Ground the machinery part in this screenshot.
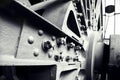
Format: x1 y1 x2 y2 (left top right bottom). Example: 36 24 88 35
73 56 79 62
42 41 53 51
54 55 60 61
74 45 81 51
86 32 95 80
86 32 105 80
56 38 66 47
67 42 75 50
31 0 82 43
0 0 104 80
65 56 70 62
28 36 34 44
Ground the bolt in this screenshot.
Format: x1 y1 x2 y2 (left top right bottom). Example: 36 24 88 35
65 56 70 62
73 56 79 62
54 55 59 61
67 43 75 50
56 38 66 47
60 56 63 61
38 29 44 36
74 46 81 51
28 36 34 44
33 48 39 57
42 41 52 51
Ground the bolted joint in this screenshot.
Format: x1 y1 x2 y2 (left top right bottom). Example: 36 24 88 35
65 56 70 62
28 36 34 44
67 42 75 50
56 38 66 47
42 41 52 51
73 56 79 62
74 45 81 51
54 55 60 61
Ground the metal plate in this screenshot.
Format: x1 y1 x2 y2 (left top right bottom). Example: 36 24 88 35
16 21 56 60
0 8 23 56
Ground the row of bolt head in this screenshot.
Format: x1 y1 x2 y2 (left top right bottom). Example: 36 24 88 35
33 48 79 62
28 29 56 45
27 29 82 51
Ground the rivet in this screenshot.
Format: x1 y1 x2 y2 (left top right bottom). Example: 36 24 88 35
48 53 52 58
33 48 39 57
51 36 56 41
28 36 34 44
38 29 44 36
74 46 81 51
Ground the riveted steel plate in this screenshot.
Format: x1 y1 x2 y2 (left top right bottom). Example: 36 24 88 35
16 21 56 61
